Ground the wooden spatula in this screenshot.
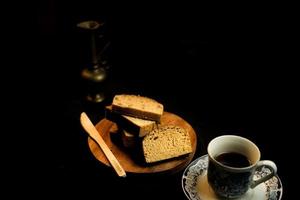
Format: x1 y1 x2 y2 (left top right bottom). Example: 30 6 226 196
80 112 126 177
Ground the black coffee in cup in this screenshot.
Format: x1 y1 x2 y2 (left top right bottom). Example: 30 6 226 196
215 152 251 168
207 135 278 198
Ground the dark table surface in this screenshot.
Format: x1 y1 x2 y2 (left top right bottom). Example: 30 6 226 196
37 36 292 199
6 3 295 199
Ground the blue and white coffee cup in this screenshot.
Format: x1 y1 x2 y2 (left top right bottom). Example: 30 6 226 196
207 135 277 198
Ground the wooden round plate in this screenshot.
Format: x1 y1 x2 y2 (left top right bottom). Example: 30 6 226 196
88 112 197 174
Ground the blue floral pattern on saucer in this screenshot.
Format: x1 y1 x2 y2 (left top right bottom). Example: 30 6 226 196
182 155 283 200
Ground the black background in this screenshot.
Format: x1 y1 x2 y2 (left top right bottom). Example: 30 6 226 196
3 1 296 199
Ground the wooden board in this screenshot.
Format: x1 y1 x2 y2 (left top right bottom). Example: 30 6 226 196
88 111 197 174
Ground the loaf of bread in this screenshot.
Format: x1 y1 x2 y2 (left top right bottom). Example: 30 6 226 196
142 126 192 163
105 105 156 137
112 94 164 122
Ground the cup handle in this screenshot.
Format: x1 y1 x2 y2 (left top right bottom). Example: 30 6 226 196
250 160 277 189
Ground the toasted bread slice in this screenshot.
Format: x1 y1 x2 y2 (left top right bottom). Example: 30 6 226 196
112 94 163 122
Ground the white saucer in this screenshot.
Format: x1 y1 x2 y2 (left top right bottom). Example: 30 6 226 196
182 155 283 200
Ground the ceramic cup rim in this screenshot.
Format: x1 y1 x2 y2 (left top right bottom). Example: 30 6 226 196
207 135 261 171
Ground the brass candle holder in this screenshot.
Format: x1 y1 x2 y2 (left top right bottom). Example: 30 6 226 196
77 20 107 103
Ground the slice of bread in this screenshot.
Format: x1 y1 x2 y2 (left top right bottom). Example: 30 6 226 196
121 129 137 148
112 94 164 122
105 105 156 137
142 125 192 163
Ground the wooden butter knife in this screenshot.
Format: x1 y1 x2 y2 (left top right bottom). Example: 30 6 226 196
80 112 126 177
